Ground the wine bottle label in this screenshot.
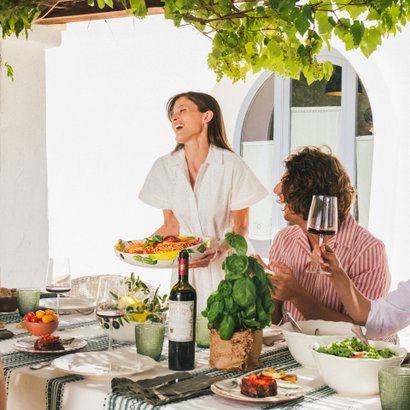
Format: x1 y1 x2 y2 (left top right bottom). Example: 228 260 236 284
168 300 195 342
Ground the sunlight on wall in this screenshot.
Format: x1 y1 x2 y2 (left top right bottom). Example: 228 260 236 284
46 15 216 291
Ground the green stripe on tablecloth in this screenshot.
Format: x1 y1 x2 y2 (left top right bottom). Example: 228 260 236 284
105 347 337 410
46 375 84 410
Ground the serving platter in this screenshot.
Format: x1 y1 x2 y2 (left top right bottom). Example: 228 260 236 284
114 236 210 269
53 350 156 378
211 377 304 404
14 337 87 354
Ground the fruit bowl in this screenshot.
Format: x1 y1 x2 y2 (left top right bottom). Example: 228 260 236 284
25 320 59 336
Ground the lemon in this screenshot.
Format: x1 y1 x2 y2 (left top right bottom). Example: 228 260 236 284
151 250 179 261
118 295 140 309
131 312 151 322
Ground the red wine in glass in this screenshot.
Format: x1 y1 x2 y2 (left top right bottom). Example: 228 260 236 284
306 195 338 274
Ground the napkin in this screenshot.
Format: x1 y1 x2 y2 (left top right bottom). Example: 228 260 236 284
0 329 14 340
111 371 223 405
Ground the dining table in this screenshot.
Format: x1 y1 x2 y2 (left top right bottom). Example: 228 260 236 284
0 310 386 410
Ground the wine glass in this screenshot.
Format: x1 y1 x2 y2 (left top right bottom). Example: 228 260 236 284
45 257 71 316
306 195 338 274
96 276 127 351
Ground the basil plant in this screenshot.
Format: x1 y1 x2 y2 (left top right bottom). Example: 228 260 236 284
202 232 275 340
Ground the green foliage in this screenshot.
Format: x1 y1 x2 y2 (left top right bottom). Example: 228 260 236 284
0 1 408 83
202 232 275 340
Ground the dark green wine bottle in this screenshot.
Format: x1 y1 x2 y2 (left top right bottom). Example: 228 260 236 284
168 249 197 370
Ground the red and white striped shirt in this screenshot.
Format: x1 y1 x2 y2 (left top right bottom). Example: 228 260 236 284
269 214 391 323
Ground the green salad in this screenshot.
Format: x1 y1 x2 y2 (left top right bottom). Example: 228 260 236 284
315 337 397 359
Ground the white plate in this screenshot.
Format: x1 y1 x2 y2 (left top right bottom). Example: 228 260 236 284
39 297 96 312
211 378 304 404
14 337 87 354
114 237 211 269
53 350 157 378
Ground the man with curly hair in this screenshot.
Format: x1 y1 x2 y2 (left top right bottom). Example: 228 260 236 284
267 146 391 332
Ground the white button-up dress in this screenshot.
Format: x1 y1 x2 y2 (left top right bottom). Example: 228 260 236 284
139 145 268 311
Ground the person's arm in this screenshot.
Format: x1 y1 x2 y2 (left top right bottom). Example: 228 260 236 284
270 262 356 322
190 208 249 268
314 244 371 324
150 210 180 237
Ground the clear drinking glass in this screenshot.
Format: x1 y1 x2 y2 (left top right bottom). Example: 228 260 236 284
306 195 338 274
45 257 71 315
96 276 127 351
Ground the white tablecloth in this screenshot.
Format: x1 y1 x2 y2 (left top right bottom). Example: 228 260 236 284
1 314 383 409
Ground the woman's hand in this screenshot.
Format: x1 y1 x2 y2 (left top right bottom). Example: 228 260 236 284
312 244 342 275
189 247 225 269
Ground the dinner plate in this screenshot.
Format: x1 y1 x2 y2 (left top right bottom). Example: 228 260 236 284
211 378 304 404
13 337 87 354
53 350 157 378
114 237 211 269
39 297 96 312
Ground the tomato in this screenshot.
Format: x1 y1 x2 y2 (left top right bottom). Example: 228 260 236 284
163 235 180 242
45 309 55 316
29 316 39 322
42 315 53 324
23 314 31 322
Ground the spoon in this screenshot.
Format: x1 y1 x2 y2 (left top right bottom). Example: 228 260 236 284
283 308 303 333
351 324 370 346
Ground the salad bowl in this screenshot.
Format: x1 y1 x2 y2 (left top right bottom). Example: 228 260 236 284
312 338 407 396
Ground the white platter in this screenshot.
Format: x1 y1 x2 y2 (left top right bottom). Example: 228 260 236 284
14 337 87 354
114 237 210 269
53 350 157 378
39 297 96 312
211 377 304 404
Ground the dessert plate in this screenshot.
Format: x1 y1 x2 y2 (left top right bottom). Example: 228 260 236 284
39 297 96 312
211 378 304 404
53 349 156 378
14 336 87 354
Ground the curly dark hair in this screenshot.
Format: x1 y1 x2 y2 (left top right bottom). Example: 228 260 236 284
281 146 356 223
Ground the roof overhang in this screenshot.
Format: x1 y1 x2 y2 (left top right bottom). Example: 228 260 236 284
35 0 164 25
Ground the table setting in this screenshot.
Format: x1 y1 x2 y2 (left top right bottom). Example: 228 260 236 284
0 234 408 409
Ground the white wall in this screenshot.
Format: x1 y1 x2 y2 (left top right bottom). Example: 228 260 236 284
0 27 61 289
46 16 216 292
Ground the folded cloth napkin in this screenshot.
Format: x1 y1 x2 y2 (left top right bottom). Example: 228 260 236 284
111 371 223 405
0 329 14 340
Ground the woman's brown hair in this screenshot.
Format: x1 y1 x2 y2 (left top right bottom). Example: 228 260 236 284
281 146 356 223
166 91 233 152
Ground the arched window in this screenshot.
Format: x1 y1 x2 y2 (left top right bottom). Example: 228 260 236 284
236 49 373 256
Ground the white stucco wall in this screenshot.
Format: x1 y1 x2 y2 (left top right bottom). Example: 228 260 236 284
0 27 61 289
212 25 410 289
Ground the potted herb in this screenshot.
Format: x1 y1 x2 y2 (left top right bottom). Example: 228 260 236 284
202 232 275 371
104 273 168 343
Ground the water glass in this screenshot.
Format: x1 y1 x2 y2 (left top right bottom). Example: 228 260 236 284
16 289 40 316
196 315 210 348
135 322 165 361
379 367 410 410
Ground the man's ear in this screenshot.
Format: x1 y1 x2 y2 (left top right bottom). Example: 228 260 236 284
203 110 214 124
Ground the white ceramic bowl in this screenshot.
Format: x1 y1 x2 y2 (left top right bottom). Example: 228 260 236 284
312 340 407 396
281 320 355 368
114 237 210 269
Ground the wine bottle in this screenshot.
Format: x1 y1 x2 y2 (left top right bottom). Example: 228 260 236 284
168 249 197 370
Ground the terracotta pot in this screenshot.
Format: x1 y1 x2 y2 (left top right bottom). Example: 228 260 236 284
209 328 262 371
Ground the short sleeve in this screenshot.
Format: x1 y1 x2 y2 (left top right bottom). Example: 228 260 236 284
138 157 172 209
230 158 269 211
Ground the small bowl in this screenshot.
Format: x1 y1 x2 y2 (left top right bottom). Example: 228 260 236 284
25 320 59 336
0 296 17 312
281 320 355 368
312 340 407 396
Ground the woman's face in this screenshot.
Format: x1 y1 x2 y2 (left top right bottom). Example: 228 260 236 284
170 96 211 144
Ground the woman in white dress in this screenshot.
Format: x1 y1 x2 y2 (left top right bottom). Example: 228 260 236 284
139 92 268 311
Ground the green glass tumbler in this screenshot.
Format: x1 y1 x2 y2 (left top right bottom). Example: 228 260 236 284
195 315 210 348
16 289 40 316
379 367 410 410
135 322 165 361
